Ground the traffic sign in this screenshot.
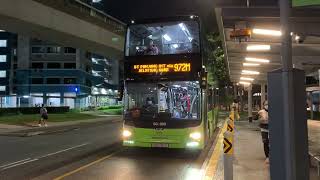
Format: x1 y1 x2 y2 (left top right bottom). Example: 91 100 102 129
227 124 234 133
293 0 320 6
223 136 233 155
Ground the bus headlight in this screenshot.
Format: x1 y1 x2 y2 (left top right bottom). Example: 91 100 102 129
189 132 201 140
123 130 132 138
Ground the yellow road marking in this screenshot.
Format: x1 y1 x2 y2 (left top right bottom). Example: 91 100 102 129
53 150 121 180
202 121 227 180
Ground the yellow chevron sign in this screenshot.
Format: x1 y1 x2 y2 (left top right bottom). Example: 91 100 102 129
227 124 234 133
223 136 233 155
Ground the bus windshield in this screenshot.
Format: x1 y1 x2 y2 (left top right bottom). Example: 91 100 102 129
125 21 200 56
124 81 200 121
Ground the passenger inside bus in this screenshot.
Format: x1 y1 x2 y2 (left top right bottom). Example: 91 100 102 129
146 41 159 55
125 82 200 120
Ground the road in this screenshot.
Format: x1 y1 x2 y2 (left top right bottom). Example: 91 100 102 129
0 120 122 180
0 119 213 180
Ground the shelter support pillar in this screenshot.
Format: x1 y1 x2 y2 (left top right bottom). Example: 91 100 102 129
261 83 266 108
248 84 252 122
309 92 314 120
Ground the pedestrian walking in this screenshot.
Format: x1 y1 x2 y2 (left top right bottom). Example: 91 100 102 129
256 100 269 164
39 104 48 127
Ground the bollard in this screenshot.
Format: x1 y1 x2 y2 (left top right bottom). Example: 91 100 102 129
223 131 233 180
229 110 235 122
227 119 234 134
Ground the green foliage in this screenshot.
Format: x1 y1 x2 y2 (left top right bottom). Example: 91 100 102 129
100 108 123 115
97 105 123 110
206 32 230 87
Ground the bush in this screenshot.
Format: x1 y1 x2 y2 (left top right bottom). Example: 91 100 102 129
98 105 123 110
101 108 123 115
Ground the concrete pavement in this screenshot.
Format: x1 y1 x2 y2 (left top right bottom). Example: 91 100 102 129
210 120 319 180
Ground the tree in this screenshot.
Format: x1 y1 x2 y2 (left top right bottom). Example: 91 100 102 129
205 32 232 109
206 32 230 88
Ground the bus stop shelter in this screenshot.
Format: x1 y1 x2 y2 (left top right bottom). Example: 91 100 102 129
214 1 320 180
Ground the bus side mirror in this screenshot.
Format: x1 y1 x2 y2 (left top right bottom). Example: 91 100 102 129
117 84 124 101
200 70 208 89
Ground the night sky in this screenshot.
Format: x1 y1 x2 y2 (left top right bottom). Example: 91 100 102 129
102 0 218 32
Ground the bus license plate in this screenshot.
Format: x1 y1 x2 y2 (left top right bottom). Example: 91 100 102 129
152 143 169 148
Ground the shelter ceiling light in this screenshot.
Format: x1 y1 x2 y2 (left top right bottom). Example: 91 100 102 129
241 70 260 75
246 45 271 51
240 77 254 81
243 63 260 67
252 28 282 36
239 81 251 85
245 57 270 63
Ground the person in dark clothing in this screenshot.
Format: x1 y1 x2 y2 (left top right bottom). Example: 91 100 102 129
39 104 48 127
257 100 269 164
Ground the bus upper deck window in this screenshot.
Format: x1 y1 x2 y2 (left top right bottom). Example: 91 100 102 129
126 20 200 56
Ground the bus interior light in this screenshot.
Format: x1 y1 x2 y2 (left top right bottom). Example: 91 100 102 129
179 23 186 31
163 34 172 41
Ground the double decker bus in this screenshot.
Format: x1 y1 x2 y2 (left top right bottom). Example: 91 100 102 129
121 16 216 149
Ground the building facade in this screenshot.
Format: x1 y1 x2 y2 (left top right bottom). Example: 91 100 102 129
0 32 119 109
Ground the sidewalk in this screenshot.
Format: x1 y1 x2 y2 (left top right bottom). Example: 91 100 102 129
209 120 319 180
212 121 270 180
0 115 122 136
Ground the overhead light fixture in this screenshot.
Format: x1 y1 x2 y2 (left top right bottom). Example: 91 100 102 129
243 63 260 67
0 30 5 32
241 70 260 75
252 28 282 36
131 20 135 24
163 34 172 41
239 81 251 85
240 77 254 81
247 45 271 51
245 57 270 63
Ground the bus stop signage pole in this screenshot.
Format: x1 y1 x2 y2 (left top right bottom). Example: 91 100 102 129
268 1 310 180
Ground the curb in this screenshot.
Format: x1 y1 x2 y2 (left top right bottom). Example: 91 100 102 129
0 119 122 137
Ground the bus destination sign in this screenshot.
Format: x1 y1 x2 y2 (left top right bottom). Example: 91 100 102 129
132 63 191 73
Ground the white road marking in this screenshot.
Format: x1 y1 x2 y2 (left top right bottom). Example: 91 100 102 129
38 143 89 159
1 158 39 170
0 143 89 171
0 158 31 168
